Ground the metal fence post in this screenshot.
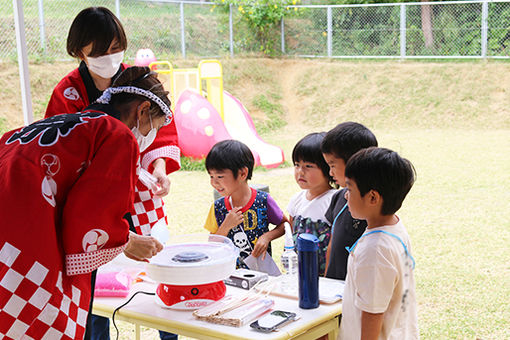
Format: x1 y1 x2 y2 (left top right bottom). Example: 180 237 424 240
115 0 120 19
400 4 406 59
13 0 33 125
37 0 46 54
481 0 488 58
327 6 332 57
180 2 186 58
281 17 285 54
229 3 234 57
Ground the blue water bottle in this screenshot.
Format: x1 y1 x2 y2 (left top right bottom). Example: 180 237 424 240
297 233 319 309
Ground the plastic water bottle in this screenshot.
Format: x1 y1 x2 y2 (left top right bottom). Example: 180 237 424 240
297 233 319 309
280 222 298 294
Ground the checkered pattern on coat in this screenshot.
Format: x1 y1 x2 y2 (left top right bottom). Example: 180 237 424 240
0 242 90 340
131 180 167 236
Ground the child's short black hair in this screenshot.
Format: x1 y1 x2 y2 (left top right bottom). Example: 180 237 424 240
292 132 333 185
345 147 416 215
206 140 254 180
321 122 378 162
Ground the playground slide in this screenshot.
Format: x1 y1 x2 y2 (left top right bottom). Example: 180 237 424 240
222 91 284 168
174 89 284 168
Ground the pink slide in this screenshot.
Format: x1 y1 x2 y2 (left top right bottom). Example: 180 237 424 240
174 89 284 168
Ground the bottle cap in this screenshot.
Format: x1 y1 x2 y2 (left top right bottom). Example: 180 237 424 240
283 222 294 249
297 233 319 252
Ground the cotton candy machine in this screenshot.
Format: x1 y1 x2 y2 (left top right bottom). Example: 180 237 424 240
145 234 238 310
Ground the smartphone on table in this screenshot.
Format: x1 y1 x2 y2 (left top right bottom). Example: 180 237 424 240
250 310 297 333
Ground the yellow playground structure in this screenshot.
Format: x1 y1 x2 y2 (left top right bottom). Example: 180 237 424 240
149 60 284 168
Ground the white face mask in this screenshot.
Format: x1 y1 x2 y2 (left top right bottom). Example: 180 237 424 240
132 114 157 153
86 51 124 79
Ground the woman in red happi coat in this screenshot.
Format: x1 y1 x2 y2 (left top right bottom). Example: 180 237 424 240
0 67 169 339
45 7 181 238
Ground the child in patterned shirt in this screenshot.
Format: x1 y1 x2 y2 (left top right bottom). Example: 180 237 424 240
203 140 287 268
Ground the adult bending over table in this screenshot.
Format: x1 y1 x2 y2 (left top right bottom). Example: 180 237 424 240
45 8 181 340
0 67 170 339
45 7 181 238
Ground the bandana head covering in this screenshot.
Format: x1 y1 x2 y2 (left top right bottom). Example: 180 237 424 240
96 86 173 125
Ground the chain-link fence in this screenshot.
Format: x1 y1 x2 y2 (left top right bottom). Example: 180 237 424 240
2 0 510 62
285 1 510 58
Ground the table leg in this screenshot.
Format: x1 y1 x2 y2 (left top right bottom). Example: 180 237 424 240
328 316 339 339
135 324 141 340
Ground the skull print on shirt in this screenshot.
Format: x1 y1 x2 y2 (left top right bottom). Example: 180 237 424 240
213 190 272 269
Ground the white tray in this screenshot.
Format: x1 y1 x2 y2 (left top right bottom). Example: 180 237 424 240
255 276 345 304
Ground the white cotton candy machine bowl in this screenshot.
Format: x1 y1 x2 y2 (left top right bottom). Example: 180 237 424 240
145 234 238 310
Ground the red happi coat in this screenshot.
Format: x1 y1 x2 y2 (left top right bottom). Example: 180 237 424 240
0 110 138 339
46 62 181 236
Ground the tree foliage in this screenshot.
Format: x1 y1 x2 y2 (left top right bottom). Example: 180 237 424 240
221 0 301 55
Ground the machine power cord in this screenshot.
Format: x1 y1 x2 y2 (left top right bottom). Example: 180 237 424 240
112 291 155 340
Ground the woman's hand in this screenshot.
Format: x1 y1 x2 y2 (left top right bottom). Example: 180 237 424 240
151 158 170 198
123 231 163 262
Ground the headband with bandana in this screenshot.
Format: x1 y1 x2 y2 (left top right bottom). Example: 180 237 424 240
96 86 173 125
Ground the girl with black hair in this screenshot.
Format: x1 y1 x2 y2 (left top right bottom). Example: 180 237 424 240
287 132 336 276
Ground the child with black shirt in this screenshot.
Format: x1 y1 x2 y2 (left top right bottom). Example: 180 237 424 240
321 122 378 280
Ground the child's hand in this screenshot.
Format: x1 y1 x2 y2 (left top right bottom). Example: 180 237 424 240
252 233 270 259
223 207 244 230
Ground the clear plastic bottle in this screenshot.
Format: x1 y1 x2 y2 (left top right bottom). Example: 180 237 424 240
280 222 298 294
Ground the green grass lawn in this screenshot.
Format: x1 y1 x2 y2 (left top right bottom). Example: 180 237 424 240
114 127 509 340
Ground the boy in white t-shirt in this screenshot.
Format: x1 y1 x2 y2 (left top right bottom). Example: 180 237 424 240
339 147 418 340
